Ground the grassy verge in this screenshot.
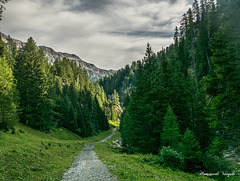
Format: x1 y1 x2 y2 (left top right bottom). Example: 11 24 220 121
0 123 112 181
95 131 215 181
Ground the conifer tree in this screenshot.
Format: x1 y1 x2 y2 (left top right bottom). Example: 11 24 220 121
161 106 181 149
182 129 202 172
112 90 120 106
15 37 52 130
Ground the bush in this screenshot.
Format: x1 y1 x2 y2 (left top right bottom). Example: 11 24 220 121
159 146 184 170
203 152 233 174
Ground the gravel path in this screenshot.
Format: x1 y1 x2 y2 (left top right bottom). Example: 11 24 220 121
62 130 117 181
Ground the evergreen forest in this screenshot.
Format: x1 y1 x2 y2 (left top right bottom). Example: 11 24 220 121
0 36 111 137
101 0 240 174
0 0 240 178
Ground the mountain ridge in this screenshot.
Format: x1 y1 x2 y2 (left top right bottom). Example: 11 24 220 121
0 32 116 81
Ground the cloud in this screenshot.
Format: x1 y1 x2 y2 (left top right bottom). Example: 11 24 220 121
69 0 112 12
1 0 193 69
109 30 173 38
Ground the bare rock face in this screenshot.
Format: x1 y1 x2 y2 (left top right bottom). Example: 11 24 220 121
1 32 116 81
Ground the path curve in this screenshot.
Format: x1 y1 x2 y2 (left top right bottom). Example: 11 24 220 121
62 130 117 181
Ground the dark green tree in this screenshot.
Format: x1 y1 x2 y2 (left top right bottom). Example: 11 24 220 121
161 106 181 149
182 129 202 172
15 37 52 130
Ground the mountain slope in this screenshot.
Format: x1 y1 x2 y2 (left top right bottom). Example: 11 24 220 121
0 32 116 81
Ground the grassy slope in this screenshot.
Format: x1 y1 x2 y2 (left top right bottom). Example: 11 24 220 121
95 131 219 181
0 123 112 181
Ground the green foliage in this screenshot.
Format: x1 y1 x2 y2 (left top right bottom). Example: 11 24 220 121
108 90 121 127
208 136 227 157
0 34 110 136
161 106 181 149
99 62 138 104
14 37 52 130
118 0 239 174
50 57 109 137
121 110 132 148
140 154 161 166
95 131 213 181
0 40 17 131
182 129 202 172
203 152 233 175
1 0 239 177
204 27 240 143
0 123 112 180
159 146 184 170
112 90 120 106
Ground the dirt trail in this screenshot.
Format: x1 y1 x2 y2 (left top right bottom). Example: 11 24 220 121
62 130 117 181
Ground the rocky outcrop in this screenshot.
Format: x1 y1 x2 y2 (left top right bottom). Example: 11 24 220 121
0 32 116 81
39 46 116 81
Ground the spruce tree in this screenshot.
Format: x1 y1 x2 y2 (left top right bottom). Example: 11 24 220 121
160 106 181 149
182 129 202 172
15 37 52 130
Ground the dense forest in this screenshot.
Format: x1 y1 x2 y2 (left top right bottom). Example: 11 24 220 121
101 0 240 174
0 35 112 137
0 0 240 177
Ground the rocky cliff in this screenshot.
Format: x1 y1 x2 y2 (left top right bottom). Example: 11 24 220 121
1 32 116 81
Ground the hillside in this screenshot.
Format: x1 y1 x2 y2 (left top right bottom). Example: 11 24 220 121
0 32 116 81
0 123 112 180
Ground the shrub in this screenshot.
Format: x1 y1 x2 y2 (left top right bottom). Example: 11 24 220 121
203 152 233 174
159 146 184 170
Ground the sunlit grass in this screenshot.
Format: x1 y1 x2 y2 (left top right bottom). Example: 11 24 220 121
95 131 216 181
0 123 111 180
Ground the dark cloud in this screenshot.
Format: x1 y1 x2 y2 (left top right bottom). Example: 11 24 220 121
67 0 112 12
109 30 173 38
169 0 178 4
148 0 178 4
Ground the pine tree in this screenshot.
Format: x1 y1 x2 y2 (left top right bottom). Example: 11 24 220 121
182 129 202 172
160 106 181 149
205 28 240 143
68 104 78 132
15 37 52 130
112 90 120 106
121 110 133 148
173 26 179 48
192 0 200 23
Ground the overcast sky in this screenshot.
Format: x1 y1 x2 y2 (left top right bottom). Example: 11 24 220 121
1 0 193 70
